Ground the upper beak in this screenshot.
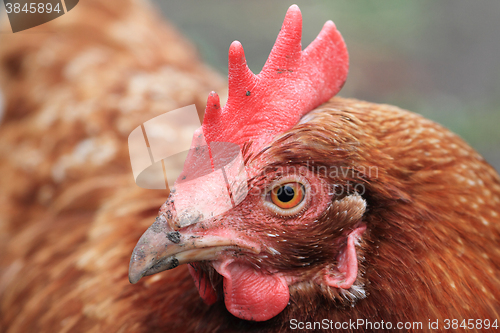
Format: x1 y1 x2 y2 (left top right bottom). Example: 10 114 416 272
128 215 258 284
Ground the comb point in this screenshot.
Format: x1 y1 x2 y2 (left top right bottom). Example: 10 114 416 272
228 41 255 98
302 17 348 92
284 4 302 25
262 4 303 76
228 41 245 65
204 91 221 123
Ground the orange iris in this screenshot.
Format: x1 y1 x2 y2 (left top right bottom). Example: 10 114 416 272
270 182 305 209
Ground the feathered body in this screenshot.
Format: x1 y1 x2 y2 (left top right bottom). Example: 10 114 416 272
0 1 499 333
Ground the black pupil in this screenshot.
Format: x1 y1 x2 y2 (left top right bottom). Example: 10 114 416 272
277 185 295 202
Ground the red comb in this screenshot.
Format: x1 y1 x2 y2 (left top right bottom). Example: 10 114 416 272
202 5 349 151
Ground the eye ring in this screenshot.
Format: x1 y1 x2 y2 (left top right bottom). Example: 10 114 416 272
264 176 310 217
271 182 305 209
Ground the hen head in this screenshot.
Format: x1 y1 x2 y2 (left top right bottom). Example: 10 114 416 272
128 5 448 323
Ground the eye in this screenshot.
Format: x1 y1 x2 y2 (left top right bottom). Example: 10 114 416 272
271 182 305 209
264 180 308 217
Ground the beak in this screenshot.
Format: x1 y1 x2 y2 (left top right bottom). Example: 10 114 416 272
128 216 258 284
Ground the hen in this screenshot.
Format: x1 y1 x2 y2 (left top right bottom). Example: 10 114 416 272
1 1 500 333
128 5 500 332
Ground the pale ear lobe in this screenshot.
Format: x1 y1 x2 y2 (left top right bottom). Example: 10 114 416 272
322 194 367 289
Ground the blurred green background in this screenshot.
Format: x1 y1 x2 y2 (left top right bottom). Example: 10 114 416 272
153 0 500 172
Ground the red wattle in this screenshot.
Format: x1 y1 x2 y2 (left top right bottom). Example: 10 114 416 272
217 262 290 321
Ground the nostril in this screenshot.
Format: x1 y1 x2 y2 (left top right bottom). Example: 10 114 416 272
166 211 180 230
159 198 179 229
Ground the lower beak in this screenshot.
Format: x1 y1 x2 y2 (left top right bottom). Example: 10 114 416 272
128 218 258 284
